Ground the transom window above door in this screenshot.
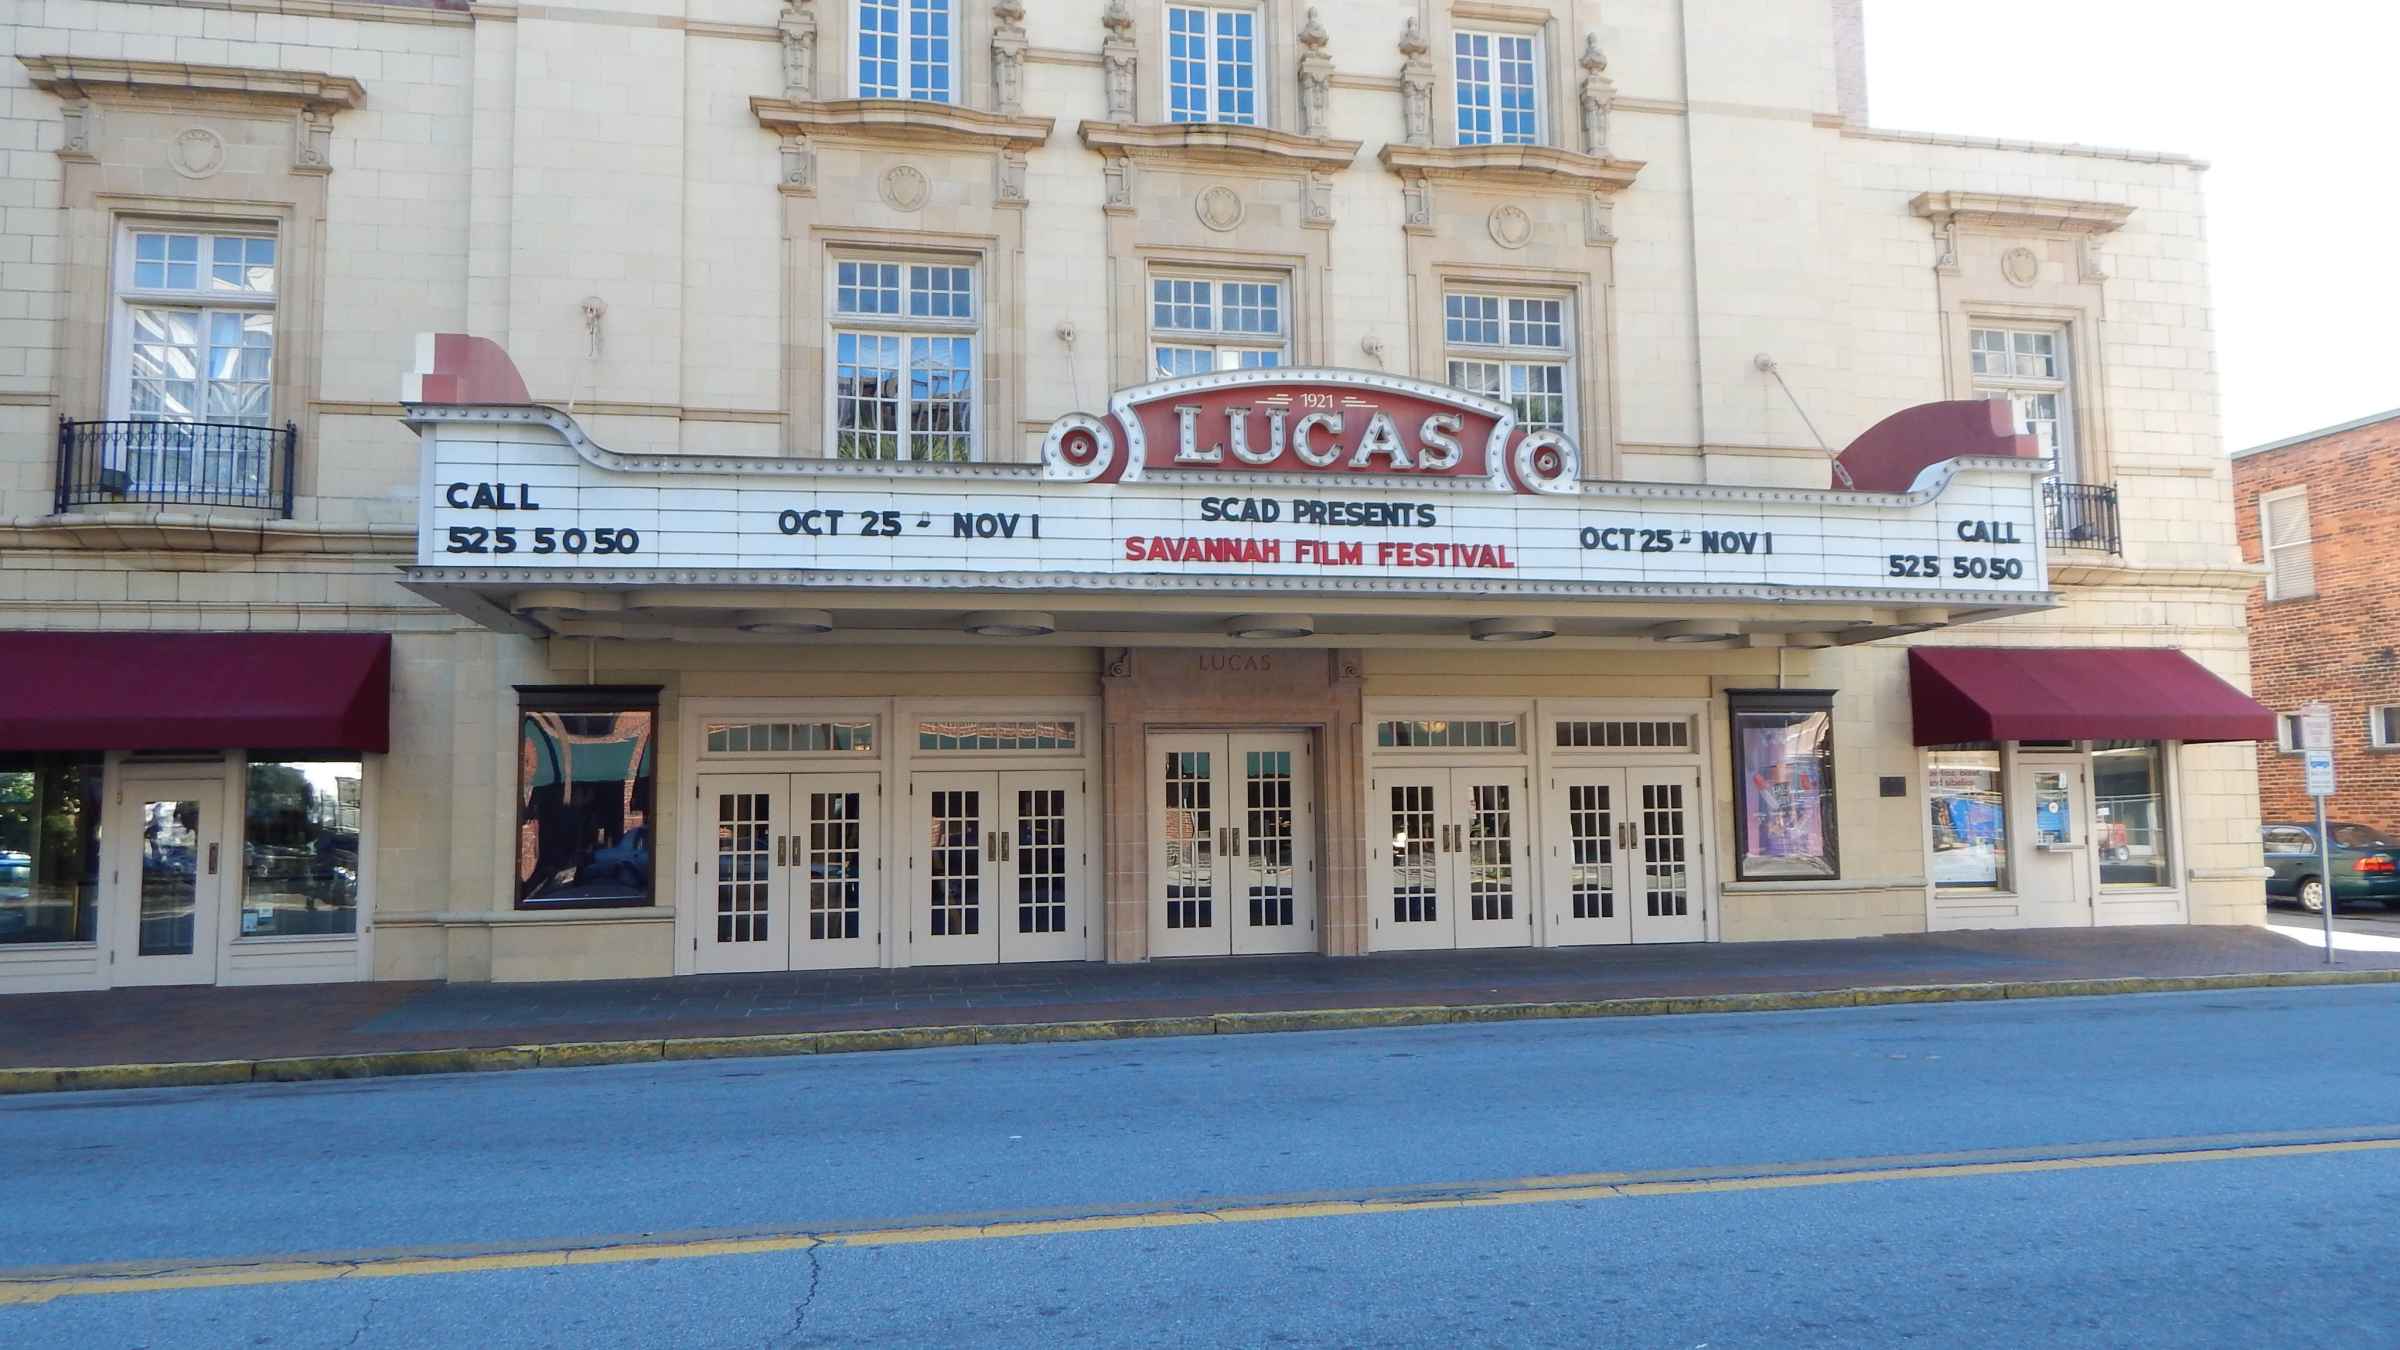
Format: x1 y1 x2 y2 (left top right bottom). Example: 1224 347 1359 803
1971 324 2074 479
1151 272 1288 377
1167 5 1259 125
1454 29 1539 145
856 0 954 102
829 256 979 461
1444 289 1571 432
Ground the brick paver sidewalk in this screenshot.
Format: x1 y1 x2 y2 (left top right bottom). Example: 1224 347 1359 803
2 925 2389 1072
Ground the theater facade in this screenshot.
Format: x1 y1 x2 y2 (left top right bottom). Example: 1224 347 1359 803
0 0 2271 992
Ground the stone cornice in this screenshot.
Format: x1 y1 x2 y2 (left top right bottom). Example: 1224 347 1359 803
1077 120 1362 172
1377 142 1644 195
750 98 1053 153
1 513 412 555
2048 559 2264 590
16 55 367 110
1909 191 2134 235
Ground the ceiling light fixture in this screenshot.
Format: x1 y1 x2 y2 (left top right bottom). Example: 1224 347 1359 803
963 610 1056 637
1225 613 1316 640
734 608 834 636
1469 617 1557 643
1652 618 1741 644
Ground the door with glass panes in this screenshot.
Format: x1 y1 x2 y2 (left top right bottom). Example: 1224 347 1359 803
907 771 1085 965
110 775 229 986
1370 768 1533 951
696 773 881 973
1149 733 1317 958
1545 767 1704 945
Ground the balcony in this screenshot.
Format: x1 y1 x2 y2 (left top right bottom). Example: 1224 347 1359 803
56 419 297 518
2043 480 2120 554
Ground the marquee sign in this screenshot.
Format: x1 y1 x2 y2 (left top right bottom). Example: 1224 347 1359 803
406 375 2055 609
1040 368 1580 495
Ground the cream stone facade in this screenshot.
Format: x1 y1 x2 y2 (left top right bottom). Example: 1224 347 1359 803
0 0 2269 993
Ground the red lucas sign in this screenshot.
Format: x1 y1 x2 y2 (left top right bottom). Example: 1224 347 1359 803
1040 368 1583 495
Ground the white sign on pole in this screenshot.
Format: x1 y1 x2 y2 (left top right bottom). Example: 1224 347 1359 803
2305 748 2336 798
2300 702 2334 753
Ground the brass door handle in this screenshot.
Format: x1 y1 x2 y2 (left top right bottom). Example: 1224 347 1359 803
1229 826 1243 857
206 843 219 876
776 835 787 868
999 831 1013 863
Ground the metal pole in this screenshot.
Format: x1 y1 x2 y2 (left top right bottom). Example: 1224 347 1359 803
2317 794 2336 965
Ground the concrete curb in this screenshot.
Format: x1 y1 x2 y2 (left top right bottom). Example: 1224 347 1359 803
4 968 2396 1097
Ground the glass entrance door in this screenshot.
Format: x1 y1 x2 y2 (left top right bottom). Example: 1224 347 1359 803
1370 768 1532 951
112 777 226 987
1147 733 1317 957
2015 757 2095 927
695 772 882 974
908 770 1087 965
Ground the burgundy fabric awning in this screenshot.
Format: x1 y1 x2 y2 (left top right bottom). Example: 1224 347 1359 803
1908 647 2274 746
0 632 391 753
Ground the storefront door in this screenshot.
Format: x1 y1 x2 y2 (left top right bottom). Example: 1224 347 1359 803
2014 755 2095 927
1371 768 1533 951
1148 733 1318 958
696 773 882 973
1545 767 1704 945
907 771 1085 965
111 775 227 987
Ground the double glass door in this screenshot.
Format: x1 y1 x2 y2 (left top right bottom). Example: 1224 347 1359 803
909 771 1085 965
111 776 228 986
1372 768 1532 951
1150 733 1317 957
1545 767 1704 945
698 773 881 972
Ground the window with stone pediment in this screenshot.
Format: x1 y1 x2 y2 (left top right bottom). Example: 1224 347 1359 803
828 255 980 461
1166 4 1261 125
1443 286 1572 432
1149 268 1289 377
1453 27 1541 146
857 0 956 103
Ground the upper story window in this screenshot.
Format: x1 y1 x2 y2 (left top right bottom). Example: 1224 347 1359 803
114 228 277 426
1971 325 2074 480
1453 29 1539 145
1167 5 1259 125
1150 271 1287 377
1444 288 1571 432
2259 486 2315 601
857 0 953 102
830 255 978 461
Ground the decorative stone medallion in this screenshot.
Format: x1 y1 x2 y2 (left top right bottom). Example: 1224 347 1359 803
2000 245 2041 287
1196 184 1244 232
1487 204 1533 249
879 164 929 212
170 127 226 180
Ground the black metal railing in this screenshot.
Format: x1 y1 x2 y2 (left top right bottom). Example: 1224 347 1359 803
2043 480 2120 554
56 419 297 517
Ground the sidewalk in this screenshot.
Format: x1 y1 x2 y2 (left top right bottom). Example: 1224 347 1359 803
6 925 2399 1092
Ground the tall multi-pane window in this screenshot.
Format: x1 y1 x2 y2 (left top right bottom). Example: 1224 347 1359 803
1454 30 1538 145
1167 5 1258 125
1150 273 1287 378
1971 325 2073 479
2259 487 2315 602
830 257 978 461
857 0 953 102
116 228 277 426
1444 289 1571 432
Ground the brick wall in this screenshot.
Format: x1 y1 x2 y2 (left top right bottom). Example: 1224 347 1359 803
2235 412 2400 827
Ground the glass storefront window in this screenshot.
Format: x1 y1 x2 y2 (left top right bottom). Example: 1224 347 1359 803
1926 747 2005 889
2094 740 2171 887
241 759 362 937
0 753 104 944
1727 691 1839 881
516 687 659 909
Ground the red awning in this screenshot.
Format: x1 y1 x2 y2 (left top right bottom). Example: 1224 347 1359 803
1908 647 2273 746
0 632 391 753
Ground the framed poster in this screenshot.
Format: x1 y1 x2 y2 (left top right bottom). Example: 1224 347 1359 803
1728 691 1840 881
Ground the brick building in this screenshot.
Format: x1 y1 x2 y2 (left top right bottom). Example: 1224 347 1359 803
2235 407 2400 829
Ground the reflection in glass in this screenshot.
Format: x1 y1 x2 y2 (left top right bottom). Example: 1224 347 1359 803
1927 748 2006 889
2033 772 2071 846
139 798 201 956
0 754 104 945
516 710 656 907
242 760 362 937
2094 741 2171 887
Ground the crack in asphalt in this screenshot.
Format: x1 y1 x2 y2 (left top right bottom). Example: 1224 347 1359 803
345 1293 383 1348
780 1240 824 1348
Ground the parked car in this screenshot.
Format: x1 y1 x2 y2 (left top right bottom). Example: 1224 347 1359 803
2260 822 2400 912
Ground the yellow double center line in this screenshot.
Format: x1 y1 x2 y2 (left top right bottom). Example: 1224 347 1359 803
5 1131 2395 1306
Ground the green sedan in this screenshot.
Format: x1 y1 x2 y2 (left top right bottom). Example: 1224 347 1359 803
2261 822 2400 912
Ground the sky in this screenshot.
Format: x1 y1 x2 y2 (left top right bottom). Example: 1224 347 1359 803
1864 0 2399 451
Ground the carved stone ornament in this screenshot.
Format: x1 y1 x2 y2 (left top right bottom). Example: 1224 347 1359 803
993 0 1028 115
1304 169 1334 227
879 164 930 211
781 0 818 101
292 107 334 174
1398 18 1434 148
2000 245 2041 287
1102 153 1134 213
996 148 1029 205
780 135 817 195
1101 0 1137 121
1401 175 1434 233
170 126 226 179
1577 34 1615 158
1584 194 1616 246
1297 8 1333 138
1196 184 1244 232
1488 203 1533 249
58 101 95 161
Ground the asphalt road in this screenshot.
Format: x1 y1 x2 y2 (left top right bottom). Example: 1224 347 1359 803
4 986 2399 1347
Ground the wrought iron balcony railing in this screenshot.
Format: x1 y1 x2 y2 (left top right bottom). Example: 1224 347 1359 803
2043 480 2120 554
56 418 298 518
